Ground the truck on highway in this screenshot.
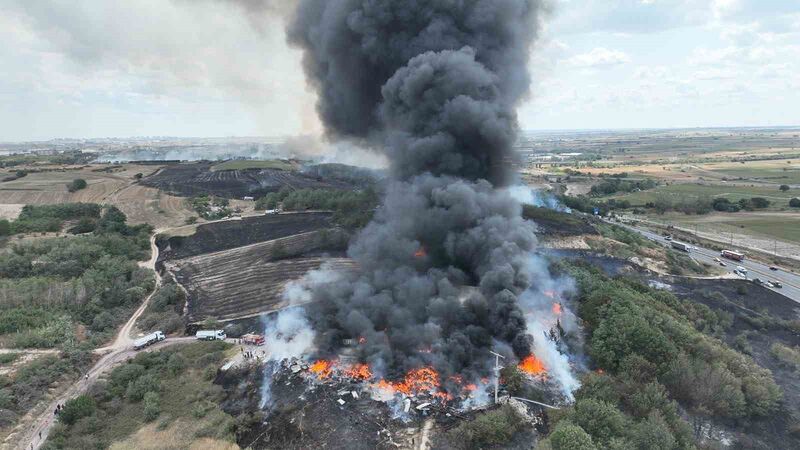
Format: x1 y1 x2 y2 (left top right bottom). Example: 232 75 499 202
721 249 745 261
134 331 165 350
671 241 690 252
196 330 227 341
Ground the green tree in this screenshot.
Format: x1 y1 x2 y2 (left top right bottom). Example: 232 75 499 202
500 365 526 396
167 353 187 376
59 395 95 425
779 184 790 192
0 219 10 236
630 412 675 450
569 398 628 445
548 422 597 450
790 198 800 208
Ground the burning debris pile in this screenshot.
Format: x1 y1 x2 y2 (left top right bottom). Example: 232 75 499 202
258 0 581 414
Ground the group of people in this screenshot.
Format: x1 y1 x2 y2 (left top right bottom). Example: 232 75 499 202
240 347 265 360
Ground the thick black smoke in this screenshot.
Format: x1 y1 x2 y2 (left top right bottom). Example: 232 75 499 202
289 0 546 380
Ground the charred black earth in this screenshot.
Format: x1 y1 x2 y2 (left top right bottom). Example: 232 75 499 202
141 162 360 198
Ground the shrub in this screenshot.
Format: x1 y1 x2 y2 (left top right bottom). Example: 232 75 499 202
59 395 95 425
143 391 160 422
548 422 597 450
770 343 800 371
449 405 523 449
790 198 800 208
67 179 88 192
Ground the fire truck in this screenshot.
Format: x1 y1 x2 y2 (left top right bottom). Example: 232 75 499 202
242 333 265 346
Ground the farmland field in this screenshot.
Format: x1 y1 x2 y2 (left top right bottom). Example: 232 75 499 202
211 159 298 171
654 212 800 246
608 183 800 208
168 231 356 322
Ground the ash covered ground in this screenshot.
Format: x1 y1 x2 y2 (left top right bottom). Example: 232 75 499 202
218 359 551 450
141 162 362 199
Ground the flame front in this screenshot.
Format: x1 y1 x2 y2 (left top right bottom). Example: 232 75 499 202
552 302 562 315
518 355 547 376
414 246 427 258
344 363 373 381
309 359 335 379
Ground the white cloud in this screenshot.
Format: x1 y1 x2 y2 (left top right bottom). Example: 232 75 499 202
565 47 631 68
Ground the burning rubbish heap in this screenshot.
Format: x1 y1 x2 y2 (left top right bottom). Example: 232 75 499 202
266 0 583 408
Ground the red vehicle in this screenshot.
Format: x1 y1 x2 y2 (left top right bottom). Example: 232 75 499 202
721 250 745 261
242 334 265 346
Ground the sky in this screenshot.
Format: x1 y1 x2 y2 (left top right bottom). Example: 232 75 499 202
1 0 798 141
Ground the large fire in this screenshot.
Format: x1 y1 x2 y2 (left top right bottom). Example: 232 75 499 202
309 359 335 379
518 355 547 376
309 359 480 401
552 302 562 315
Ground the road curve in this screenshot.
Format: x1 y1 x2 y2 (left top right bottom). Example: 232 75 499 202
11 231 171 450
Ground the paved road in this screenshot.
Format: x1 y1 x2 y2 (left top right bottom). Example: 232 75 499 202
616 221 800 304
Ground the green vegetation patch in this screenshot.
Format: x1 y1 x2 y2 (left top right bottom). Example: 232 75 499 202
135 279 186 335
538 262 783 449
44 342 236 450
256 187 379 229
0 206 154 349
0 351 92 429
448 405 524 449
3 203 102 235
211 159 296 172
188 195 231 220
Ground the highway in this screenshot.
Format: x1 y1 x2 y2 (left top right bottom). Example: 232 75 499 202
614 221 800 304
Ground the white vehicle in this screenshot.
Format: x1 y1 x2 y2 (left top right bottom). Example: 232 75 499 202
196 330 227 341
736 266 747 274
134 331 165 350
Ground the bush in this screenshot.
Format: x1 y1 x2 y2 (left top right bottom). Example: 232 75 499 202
790 198 800 208
449 405 523 449
0 219 10 236
66 179 88 193
143 391 160 422
59 395 95 425
548 422 597 450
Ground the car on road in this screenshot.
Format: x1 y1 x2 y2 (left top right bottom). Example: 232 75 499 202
770 266 779 271
736 266 747 274
752 278 763 286
771 281 783 289
719 261 727 267
714 257 720 263
664 236 672 241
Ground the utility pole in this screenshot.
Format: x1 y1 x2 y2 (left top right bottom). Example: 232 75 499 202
489 351 506 404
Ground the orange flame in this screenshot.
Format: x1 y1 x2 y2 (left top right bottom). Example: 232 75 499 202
344 363 373 381
414 247 427 258
552 302 563 315
518 355 547 376
309 360 335 379
358 336 367 344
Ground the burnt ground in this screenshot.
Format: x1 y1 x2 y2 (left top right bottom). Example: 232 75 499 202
157 212 335 263
522 205 600 237
219 364 423 450
218 363 543 450
141 162 357 198
667 277 800 449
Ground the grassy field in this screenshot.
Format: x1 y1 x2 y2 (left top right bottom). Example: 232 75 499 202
707 163 800 184
656 212 800 245
210 159 297 172
608 183 800 208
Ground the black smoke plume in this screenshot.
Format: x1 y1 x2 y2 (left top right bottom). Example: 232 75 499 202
289 0 546 381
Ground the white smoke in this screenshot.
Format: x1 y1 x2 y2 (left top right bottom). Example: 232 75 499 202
259 307 316 408
519 254 581 399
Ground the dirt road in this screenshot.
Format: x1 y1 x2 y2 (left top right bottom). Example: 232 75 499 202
8 232 171 450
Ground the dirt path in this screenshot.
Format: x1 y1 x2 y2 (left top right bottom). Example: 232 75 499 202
8 232 169 450
11 215 257 450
